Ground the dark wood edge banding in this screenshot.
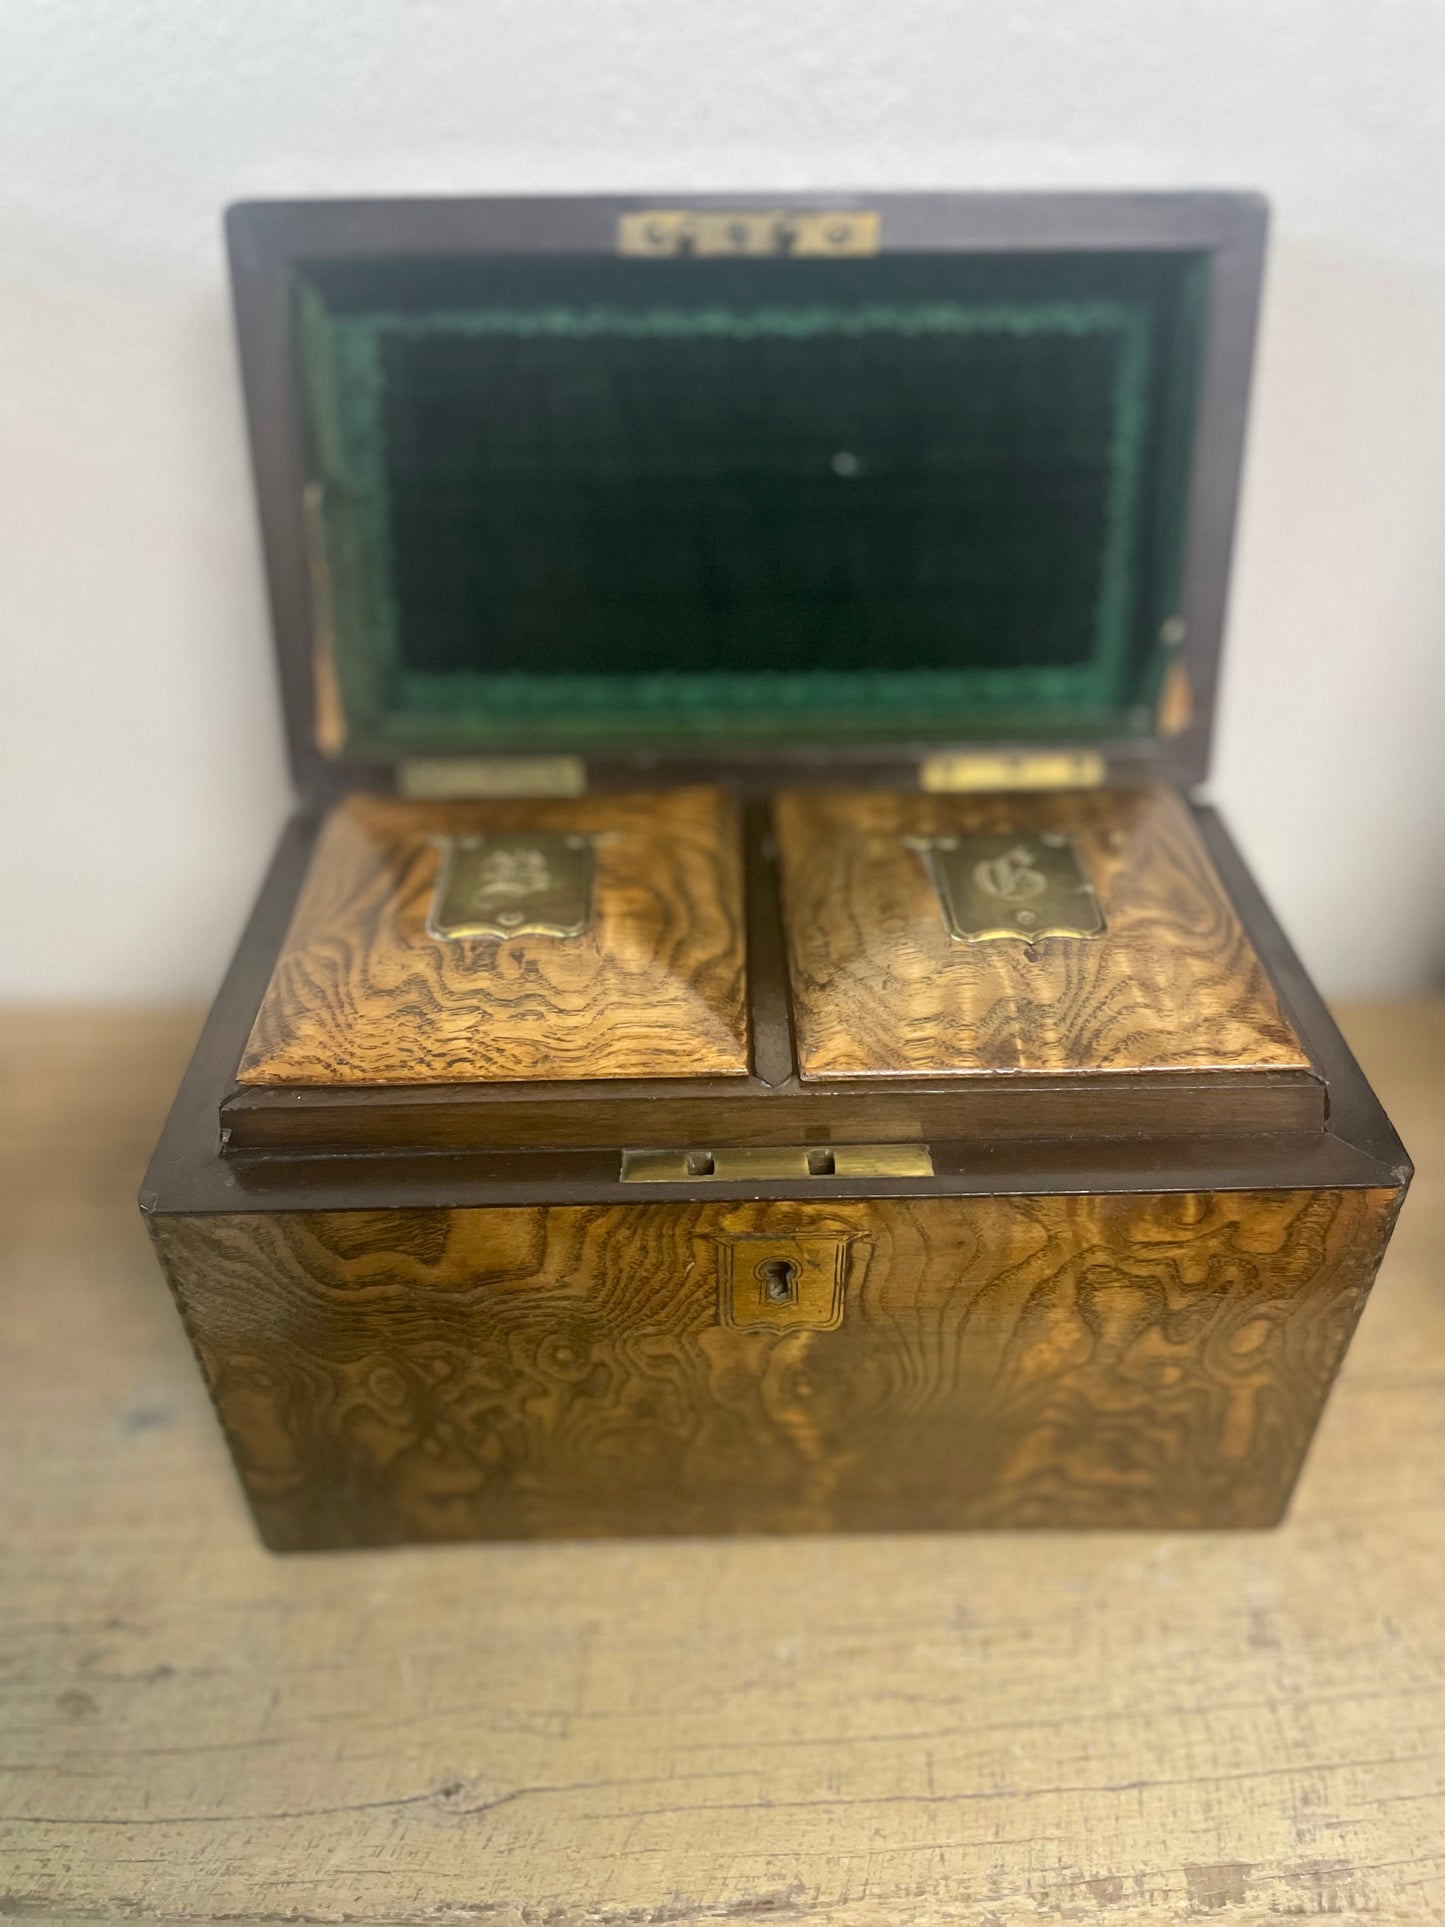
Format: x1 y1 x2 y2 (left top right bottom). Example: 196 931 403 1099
743 799 799 1089
221 1071 1326 1157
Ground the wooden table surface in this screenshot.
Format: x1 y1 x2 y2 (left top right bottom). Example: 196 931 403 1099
1 1002 1442 1926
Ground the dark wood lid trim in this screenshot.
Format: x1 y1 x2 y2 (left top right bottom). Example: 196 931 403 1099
221 1072 1326 1157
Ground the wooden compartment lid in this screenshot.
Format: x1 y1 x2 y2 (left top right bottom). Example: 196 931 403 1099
773 785 1312 1085
237 788 749 1088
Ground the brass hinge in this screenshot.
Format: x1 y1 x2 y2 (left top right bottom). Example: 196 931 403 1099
398 756 588 800
919 749 1106 794
1156 659 1195 739
301 483 347 758
621 1144 933 1183
618 209 880 258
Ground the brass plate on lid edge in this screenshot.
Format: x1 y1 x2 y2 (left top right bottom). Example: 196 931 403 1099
907 830 1105 946
429 832 595 942
618 210 880 257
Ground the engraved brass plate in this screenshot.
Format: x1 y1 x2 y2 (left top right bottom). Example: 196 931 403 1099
429 832 594 942
908 831 1105 944
712 1233 856 1331
621 1144 933 1183
918 749 1106 793
618 209 880 257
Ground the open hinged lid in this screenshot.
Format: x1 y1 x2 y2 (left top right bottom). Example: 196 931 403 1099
227 191 1267 800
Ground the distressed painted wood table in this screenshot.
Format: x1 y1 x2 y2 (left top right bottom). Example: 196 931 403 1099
1 1002 1441 1925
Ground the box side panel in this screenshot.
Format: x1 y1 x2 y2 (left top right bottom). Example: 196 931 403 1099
151 1185 1400 1548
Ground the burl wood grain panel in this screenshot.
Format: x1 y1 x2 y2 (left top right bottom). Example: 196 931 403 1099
239 789 748 1085
774 785 1311 1080
151 1187 1398 1547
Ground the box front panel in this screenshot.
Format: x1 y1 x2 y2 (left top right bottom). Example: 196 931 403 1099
152 1186 1397 1548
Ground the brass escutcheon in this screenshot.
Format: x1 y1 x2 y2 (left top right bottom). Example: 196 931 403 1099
711 1233 857 1331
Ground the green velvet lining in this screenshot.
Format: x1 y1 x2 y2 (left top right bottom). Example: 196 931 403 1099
296 253 1204 754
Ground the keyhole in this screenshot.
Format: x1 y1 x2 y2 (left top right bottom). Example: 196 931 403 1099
758 1258 799 1305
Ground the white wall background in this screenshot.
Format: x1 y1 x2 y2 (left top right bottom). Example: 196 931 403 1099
2 0 1443 1000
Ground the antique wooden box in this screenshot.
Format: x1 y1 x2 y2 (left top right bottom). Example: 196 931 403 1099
142 192 1410 1548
